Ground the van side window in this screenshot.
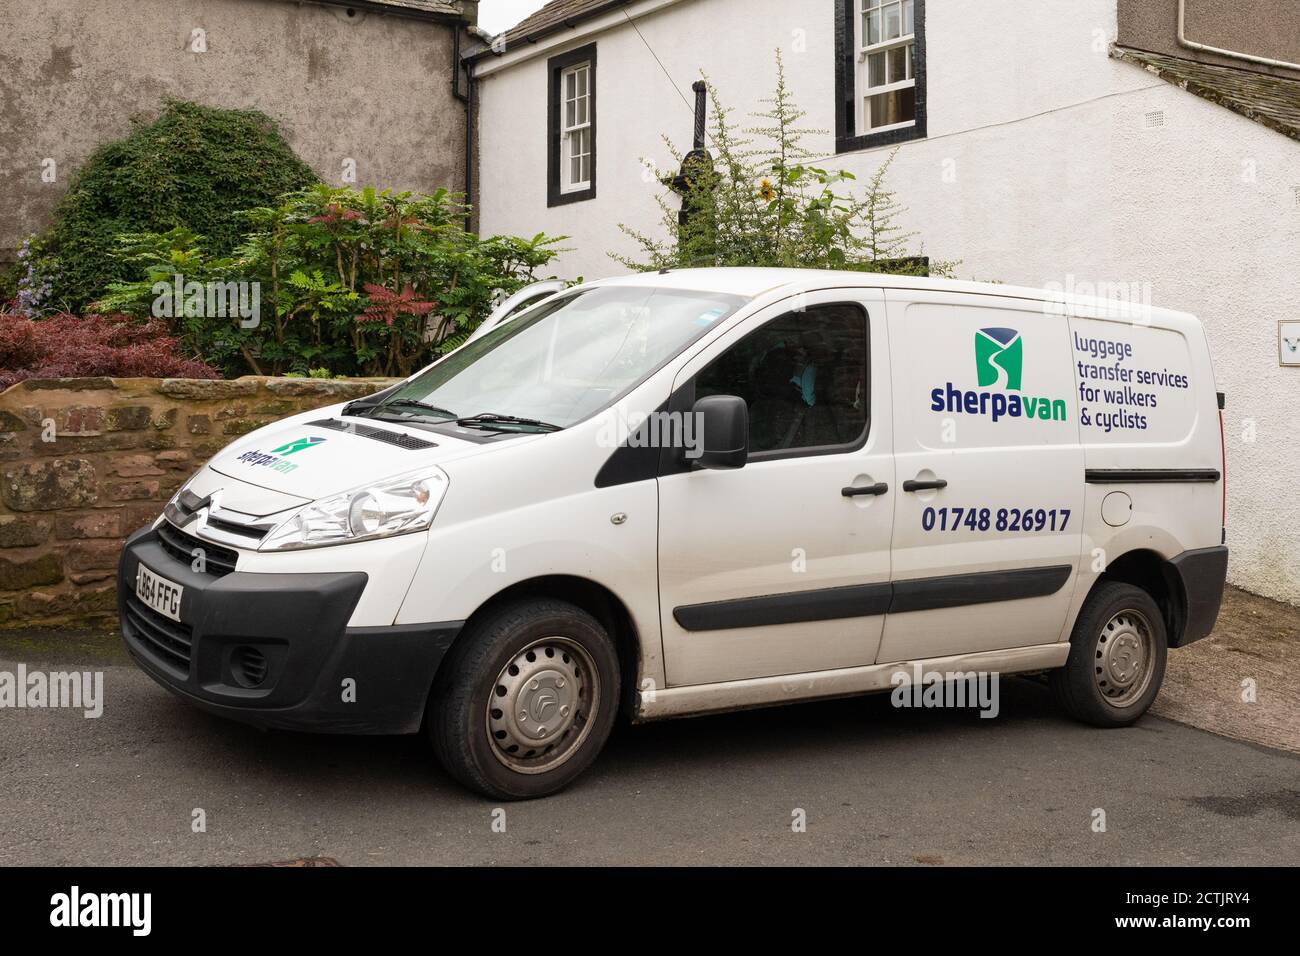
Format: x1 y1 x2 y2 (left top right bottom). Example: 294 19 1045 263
695 303 869 455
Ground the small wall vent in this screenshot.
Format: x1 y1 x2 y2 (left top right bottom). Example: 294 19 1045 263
1144 110 1166 129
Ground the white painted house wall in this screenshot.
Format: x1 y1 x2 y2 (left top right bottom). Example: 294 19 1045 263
476 0 1300 605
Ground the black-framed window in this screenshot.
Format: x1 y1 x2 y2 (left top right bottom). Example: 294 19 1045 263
835 0 927 154
547 43 597 206
694 304 870 458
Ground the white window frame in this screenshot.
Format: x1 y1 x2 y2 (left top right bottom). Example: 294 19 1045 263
855 0 917 135
559 61 593 195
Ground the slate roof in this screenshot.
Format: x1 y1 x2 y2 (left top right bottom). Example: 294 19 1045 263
498 0 628 45
1113 46 1300 143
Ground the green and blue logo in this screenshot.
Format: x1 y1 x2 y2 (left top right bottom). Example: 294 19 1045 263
271 436 327 456
929 327 1066 424
974 327 1023 390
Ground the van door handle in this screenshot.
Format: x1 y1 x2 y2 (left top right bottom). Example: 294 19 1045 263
903 478 948 492
842 482 889 497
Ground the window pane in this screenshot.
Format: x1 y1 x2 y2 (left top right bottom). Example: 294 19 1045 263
694 305 869 454
865 9 880 45
887 45 908 84
868 86 920 128
566 71 575 100
577 94 588 126
566 98 575 128
866 85 915 128
903 0 914 35
868 51 886 87
883 1 902 41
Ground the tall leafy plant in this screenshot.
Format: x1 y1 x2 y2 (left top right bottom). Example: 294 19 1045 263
616 51 954 276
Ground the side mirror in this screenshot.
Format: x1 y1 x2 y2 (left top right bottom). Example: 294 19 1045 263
692 395 748 470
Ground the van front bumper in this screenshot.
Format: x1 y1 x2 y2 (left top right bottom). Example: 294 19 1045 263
117 526 461 734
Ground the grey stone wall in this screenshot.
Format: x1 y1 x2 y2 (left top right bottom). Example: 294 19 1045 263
0 376 394 629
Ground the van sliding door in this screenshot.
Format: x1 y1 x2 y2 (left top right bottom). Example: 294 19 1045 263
877 289 1084 662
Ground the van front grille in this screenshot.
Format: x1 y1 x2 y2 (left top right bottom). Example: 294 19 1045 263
124 595 193 676
156 521 239 576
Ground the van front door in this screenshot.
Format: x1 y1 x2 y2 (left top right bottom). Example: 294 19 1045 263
877 289 1084 663
657 291 894 687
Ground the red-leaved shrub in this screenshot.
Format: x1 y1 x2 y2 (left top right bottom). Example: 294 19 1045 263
0 312 221 389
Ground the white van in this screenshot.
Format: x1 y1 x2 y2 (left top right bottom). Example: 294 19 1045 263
118 269 1229 799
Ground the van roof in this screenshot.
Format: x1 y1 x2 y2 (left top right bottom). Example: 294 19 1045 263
589 268 1196 326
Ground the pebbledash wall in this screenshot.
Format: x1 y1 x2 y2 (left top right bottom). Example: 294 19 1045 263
475 0 1300 605
0 377 391 629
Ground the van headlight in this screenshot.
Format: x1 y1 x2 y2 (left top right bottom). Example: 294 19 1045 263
259 467 449 551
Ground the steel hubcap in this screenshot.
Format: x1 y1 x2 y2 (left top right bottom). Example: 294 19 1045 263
486 638 599 774
1095 609 1154 706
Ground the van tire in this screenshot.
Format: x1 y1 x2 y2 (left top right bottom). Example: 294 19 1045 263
1050 581 1167 727
428 599 620 800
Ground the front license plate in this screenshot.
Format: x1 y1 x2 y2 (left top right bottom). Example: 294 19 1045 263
135 563 184 622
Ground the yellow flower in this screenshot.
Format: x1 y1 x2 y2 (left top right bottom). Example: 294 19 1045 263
759 179 776 203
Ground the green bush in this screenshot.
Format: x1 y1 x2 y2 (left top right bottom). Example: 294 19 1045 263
95 185 566 378
37 100 319 312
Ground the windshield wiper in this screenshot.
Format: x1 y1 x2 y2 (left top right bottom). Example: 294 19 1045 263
456 412 563 433
365 398 458 420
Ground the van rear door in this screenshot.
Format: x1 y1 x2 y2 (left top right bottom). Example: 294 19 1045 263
878 289 1084 662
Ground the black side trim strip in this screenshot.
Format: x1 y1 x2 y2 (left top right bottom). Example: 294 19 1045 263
889 565 1072 614
672 565 1073 632
1086 468 1221 483
673 583 892 632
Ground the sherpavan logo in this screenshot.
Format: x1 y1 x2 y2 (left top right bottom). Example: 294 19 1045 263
930 325 1067 424
974 327 1023 390
236 436 326 474
49 886 151 936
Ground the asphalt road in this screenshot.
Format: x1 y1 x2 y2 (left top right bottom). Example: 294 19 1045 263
1 652 1297 866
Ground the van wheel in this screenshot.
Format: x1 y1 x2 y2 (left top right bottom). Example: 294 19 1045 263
428 599 620 800
1050 582 1167 727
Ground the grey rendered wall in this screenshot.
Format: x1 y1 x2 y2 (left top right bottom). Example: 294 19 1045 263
0 0 467 268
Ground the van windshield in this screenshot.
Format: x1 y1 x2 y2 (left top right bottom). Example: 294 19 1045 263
365 286 748 431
